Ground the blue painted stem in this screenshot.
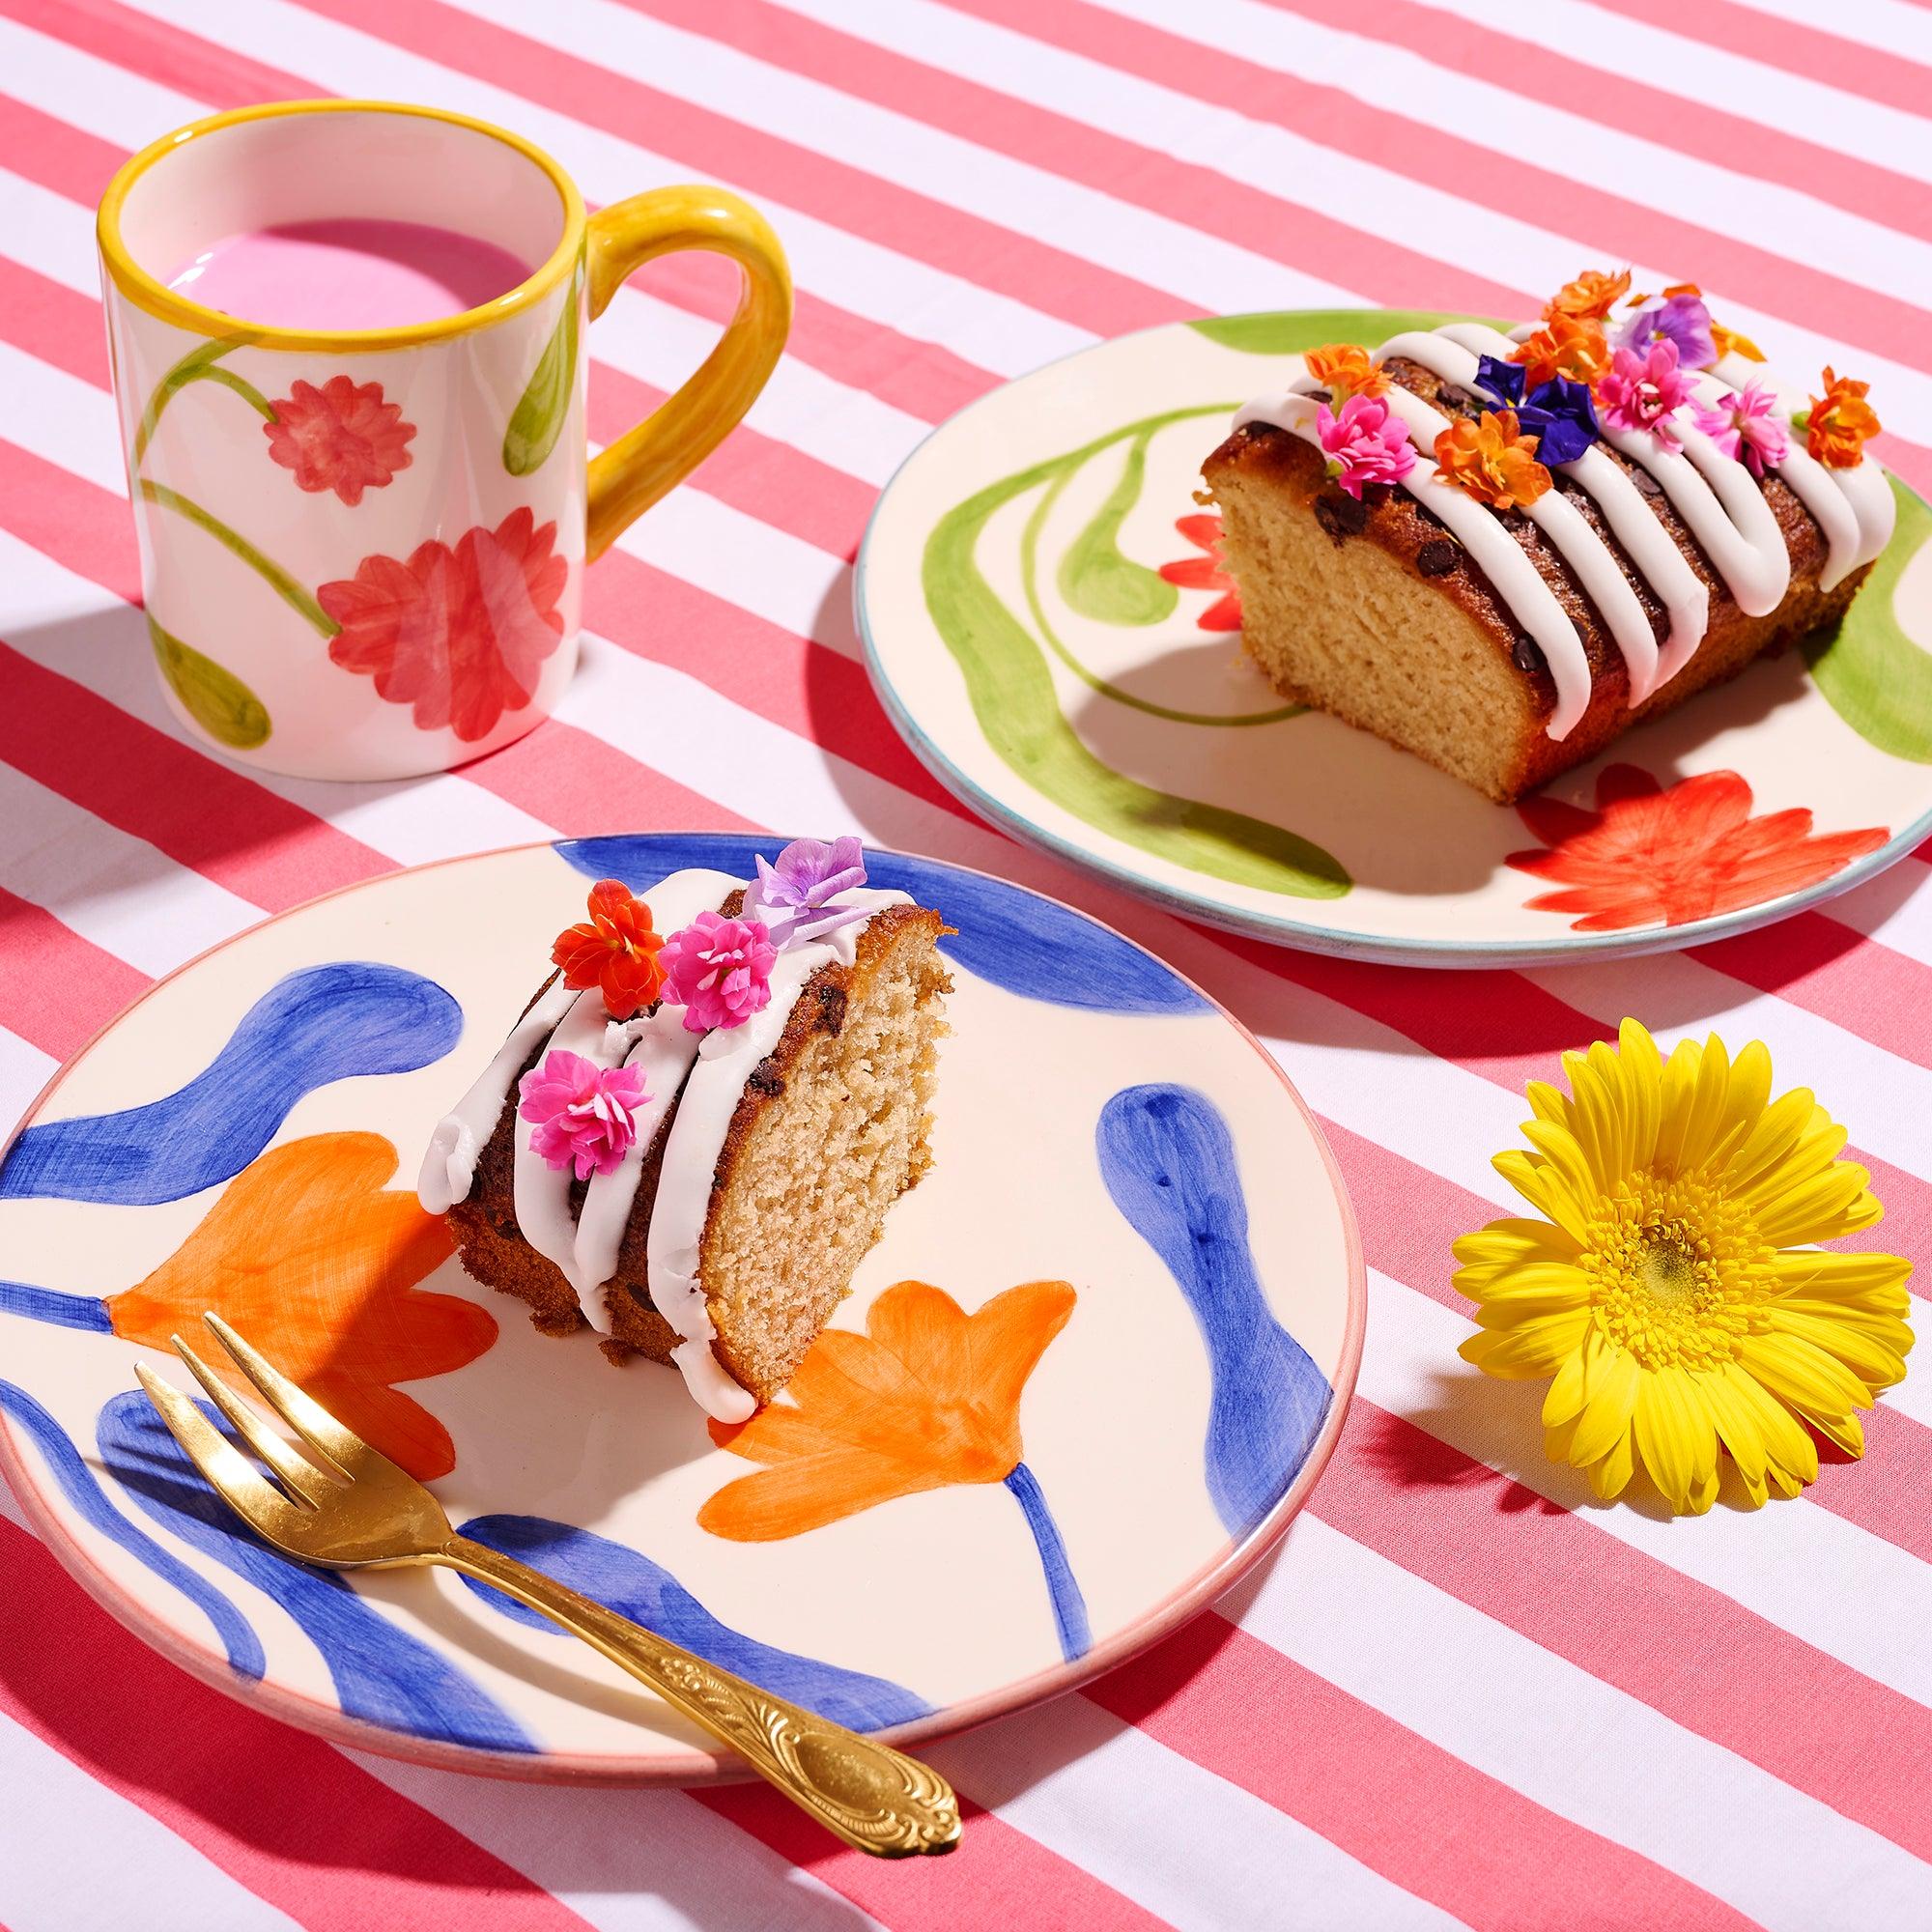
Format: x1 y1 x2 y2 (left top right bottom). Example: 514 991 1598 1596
1004 1462 1091 1662
0 1283 112 1331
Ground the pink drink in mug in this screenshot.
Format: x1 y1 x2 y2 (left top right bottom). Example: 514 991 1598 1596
99 99 792 781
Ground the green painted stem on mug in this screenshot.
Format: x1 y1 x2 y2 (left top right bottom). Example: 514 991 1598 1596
923 405 1350 901
1021 458 1301 728
132 335 270 465
147 616 272 750
138 478 338 638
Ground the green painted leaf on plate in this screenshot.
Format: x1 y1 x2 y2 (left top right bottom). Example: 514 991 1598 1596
1056 430 1178 627
149 617 271 750
503 267 582 477
1187 308 1505 357
1806 477 1932 761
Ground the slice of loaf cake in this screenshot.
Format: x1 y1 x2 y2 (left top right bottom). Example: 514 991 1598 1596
418 840 951 1422
1204 280 1892 802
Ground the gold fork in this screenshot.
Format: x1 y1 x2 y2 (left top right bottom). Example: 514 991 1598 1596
136 1313 961 1857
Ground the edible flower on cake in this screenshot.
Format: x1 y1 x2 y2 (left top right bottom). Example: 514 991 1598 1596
419 839 952 1423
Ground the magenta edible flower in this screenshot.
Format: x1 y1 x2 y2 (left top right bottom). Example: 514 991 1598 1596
1618 293 1716 372
1595 341 1697 450
662 910 779 1034
1315 393 1415 500
1691 380 1790 479
518 1050 649 1180
749 836 869 948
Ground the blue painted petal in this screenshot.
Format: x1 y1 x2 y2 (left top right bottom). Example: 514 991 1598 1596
1 963 463 1206
1096 1084 1333 1538
0 1283 113 1331
98 1391 532 1752
456 1514 931 1732
0 1379 263 1677
555 835 1207 1016
1002 1463 1091 1662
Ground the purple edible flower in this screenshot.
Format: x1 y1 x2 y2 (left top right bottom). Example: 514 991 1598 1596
1474 355 1526 411
1474 358 1599 466
748 835 870 948
1618 294 1716 373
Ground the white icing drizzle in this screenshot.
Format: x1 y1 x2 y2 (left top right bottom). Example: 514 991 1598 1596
646 886 910 1424
416 976 578 1214
1377 328 1662 707
1439 323 1710 692
1234 317 1892 732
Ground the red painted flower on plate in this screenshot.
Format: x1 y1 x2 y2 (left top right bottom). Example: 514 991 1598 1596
264 375 416 506
1508 765 1888 933
1157 515 1241 631
319 507 568 742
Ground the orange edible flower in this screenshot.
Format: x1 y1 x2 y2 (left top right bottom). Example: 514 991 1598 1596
1433 409 1552 511
1806 367 1881 469
1544 267 1631 323
1302 341 1388 405
551 878 667 1018
699 1277 1076 1540
1710 319 1766 362
107 1133 488 1480
1510 311 1611 387
1662 281 1702 299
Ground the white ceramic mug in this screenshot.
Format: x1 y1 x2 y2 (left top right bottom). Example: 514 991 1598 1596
98 99 792 781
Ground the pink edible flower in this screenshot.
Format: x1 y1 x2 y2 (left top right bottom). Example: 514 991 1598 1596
1595 341 1697 450
661 910 779 1034
1315 393 1415 500
1691 379 1790 479
518 1050 649 1180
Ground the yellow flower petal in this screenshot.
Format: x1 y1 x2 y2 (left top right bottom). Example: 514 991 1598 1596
1567 1344 1642 1466
1585 1422 1636 1501
1736 1330 1872 1424
1752 1162 1882 1247
1766 1305 1910 1392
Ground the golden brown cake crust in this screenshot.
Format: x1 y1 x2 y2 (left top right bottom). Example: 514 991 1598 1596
443 901 951 1395
1203 356 1871 802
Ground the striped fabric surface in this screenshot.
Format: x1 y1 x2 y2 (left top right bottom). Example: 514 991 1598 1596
2 1 1930 1926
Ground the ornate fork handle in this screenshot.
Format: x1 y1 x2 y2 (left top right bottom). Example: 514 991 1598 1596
441 1536 960 1856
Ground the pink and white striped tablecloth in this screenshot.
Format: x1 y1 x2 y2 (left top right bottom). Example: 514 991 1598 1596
3 1 1931 1926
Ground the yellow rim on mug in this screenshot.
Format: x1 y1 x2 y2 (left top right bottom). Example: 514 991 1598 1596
97 98 586 353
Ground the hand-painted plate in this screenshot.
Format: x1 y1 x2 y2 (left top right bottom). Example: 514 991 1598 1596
0 837 1362 1783
857 309 1932 966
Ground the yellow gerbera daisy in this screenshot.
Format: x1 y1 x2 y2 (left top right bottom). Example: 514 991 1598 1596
1454 1018 1913 1515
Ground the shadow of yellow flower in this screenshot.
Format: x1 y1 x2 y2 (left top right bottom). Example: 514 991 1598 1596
701 1278 1090 1658
108 1132 492 1480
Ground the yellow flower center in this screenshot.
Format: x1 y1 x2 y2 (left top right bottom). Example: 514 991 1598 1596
1581 1170 1776 1371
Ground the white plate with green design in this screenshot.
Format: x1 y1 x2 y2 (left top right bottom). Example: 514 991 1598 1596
856 310 1932 966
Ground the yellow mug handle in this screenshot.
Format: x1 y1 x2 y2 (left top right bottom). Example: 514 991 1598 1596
582 185 792 562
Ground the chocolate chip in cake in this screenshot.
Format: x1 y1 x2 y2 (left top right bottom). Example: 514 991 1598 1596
1633 468 1662 497
1314 490 1368 540
1416 538 1462 578
1513 637 1547 675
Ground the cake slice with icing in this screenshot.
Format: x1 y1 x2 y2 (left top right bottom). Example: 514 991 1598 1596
418 840 952 1422
1204 272 1892 803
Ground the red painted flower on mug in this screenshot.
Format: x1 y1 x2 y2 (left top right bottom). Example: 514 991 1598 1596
319 507 568 742
1508 765 1888 932
263 376 417 506
1157 515 1242 631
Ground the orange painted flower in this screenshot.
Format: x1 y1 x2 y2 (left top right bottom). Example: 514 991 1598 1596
1302 342 1387 405
1157 514 1242 631
107 1133 491 1480
1545 267 1630 323
1511 312 1611 387
1433 409 1551 510
1508 765 1889 932
551 879 668 1018
264 375 416 506
700 1278 1076 1540
1806 368 1881 469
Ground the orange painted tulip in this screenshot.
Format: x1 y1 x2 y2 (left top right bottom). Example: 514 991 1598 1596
700 1278 1076 1541
108 1132 492 1480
